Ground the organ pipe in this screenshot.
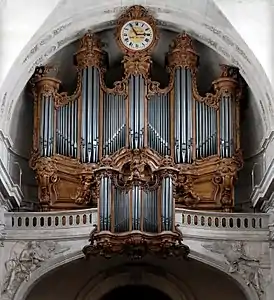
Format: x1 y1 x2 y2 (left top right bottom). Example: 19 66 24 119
33 77 60 157
129 75 145 149
103 94 126 156
148 94 170 156
161 177 173 231
99 176 112 231
80 67 100 163
31 30 243 218
174 68 193 163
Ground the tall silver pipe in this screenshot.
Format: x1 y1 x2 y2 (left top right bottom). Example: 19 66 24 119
161 177 173 231
175 69 181 163
81 68 87 162
186 70 192 162
180 69 186 163
205 104 208 157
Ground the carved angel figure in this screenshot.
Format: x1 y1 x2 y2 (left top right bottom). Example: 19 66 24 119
1 241 69 298
203 241 264 295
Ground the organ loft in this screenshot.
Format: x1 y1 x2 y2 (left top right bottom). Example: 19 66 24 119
29 6 243 257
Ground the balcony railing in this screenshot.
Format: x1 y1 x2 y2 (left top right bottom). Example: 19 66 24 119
5 208 268 232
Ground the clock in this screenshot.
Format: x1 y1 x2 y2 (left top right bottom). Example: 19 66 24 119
120 19 154 51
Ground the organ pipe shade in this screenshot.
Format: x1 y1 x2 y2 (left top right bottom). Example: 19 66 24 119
114 187 130 232
195 102 218 159
56 99 78 158
148 94 170 156
103 94 126 156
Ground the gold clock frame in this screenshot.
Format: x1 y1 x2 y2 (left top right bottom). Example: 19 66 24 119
116 5 159 55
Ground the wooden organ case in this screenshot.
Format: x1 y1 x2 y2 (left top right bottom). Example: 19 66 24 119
30 6 243 241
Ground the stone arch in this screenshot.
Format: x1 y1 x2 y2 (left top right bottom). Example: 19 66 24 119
0 0 273 155
13 249 258 300
75 269 191 300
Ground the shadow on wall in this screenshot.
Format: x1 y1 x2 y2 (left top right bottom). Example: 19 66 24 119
235 88 266 212
9 87 39 211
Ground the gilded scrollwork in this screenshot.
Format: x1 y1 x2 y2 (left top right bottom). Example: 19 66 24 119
75 31 106 70
72 174 97 205
32 157 58 209
174 173 200 208
83 229 190 260
122 53 152 78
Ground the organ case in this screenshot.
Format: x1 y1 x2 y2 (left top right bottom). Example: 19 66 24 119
30 20 243 216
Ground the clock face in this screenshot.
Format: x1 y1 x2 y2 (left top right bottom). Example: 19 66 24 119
120 20 154 51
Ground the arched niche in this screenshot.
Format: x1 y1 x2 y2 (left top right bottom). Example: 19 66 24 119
15 251 255 300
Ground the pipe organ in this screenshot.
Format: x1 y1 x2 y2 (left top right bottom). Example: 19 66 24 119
30 4 243 241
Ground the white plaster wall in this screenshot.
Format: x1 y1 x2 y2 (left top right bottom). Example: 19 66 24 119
215 0 273 85
0 0 60 86
0 0 272 88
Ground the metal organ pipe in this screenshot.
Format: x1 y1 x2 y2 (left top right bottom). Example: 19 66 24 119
103 94 126 156
174 68 193 163
39 94 55 157
148 94 170 156
143 189 158 233
220 94 233 158
161 177 173 231
56 99 78 158
195 102 217 159
99 176 112 231
129 75 145 149
132 185 141 230
114 187 129 233
80 67 100 163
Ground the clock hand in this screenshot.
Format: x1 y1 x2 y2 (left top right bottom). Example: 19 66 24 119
129 23 138 35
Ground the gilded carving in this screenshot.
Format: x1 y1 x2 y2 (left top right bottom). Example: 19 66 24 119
75 31 106 70
175 173 200 208
33 157 58 209
116 5 159 55
72 174 98 205
29 6 243 212
122 53 152 77
167 33 198 72
83 225 190 260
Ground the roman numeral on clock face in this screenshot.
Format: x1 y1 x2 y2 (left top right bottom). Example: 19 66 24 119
120 20 154 51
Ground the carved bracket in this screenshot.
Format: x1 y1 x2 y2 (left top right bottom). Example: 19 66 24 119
83 225 189 260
